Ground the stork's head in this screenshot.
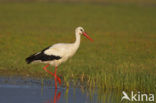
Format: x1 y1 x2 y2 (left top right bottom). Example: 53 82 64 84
75 26 93 42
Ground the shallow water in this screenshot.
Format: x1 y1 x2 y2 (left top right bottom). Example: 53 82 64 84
0 77 120 103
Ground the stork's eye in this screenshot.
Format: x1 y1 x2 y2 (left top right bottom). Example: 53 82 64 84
80 29 83 31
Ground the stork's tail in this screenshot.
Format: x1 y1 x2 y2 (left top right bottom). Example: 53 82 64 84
25 54 36 64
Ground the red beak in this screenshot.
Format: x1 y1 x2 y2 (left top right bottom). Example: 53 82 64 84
83 32 93 42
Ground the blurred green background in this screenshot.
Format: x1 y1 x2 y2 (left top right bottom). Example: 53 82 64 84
0 0 155 92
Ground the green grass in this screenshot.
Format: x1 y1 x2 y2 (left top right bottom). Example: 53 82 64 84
0 2 156 92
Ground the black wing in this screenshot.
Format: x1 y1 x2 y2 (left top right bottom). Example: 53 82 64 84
25 46 61 64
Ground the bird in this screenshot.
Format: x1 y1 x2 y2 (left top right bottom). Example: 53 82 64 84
25 26 93 88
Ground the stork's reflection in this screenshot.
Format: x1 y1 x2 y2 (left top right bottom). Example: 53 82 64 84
43 88 61 103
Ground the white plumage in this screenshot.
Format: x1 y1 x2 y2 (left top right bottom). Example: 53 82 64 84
43 43 78 66
26 26 93 66
25 26 93 88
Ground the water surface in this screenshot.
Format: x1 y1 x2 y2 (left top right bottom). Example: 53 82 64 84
0 77 120 103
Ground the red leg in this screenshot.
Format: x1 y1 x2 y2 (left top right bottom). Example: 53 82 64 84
42 64 61 85
54 66 58 88
54 88 57 103
54 88 61 103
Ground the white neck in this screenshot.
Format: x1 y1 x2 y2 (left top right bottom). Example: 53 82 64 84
73 32 81 49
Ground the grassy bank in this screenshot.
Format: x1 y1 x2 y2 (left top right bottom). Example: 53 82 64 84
0 2 156 92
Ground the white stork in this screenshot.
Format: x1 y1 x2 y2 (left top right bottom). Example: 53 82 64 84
25 27 93 88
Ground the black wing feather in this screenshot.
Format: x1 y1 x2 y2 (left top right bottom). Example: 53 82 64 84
25 46 61 64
